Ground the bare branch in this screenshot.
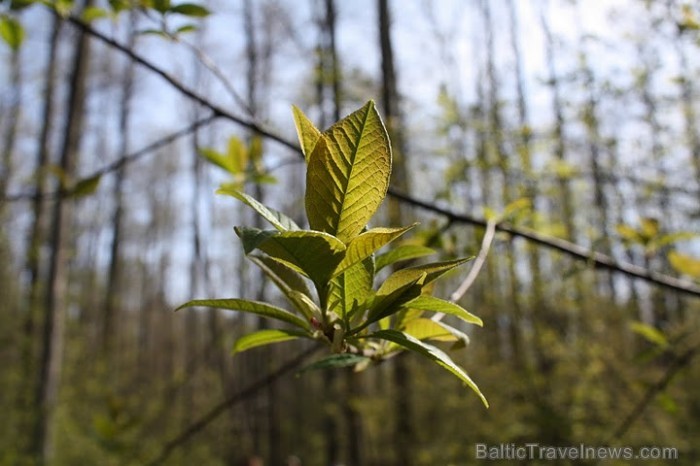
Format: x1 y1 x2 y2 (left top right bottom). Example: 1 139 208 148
143 345 320 466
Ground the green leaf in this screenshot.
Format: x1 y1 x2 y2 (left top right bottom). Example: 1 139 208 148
363 274 426 328
219 188 300 231
0 16 25 51
376 258 472 297
174 24 198 35
235 228 346 287
176 298 310 330
298 353 370 373
405 295 483 326
170 2 210 17
10 0 36 11
248 254 315 319
401 318 468 345
333 225 415 277
292 105 321 162
630 321 668 348
369 329 488 407
81 6 108 22
375 245 435 272
67 174 102 199
328 256 374 320
233 329 308 354
305 100 392 243
668 251 700 278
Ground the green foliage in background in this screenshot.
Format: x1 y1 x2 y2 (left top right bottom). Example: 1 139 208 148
179 100 487 406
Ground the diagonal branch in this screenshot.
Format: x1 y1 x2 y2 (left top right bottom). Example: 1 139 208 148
58 13 700 299
143 345 320 466
3 114 219 202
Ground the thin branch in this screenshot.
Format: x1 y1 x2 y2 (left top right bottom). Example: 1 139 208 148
143 345 320 466
608 343 699 444
3 114 218 202
450 218 498 303
60 13 700 299
64 14 298 152
389 190 700 298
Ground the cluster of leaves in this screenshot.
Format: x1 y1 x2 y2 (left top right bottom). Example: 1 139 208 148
179 101 487 406
0 0 210 51
616 217 700 279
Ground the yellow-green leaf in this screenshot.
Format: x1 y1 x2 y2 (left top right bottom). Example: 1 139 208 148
233 329 308 354
668 251 700 278
329 257 374 320
405 295 483 326
235 228 346 287
176 298 310 330
630 321 668 348
292 105 321 162
305 100 391 243
218 188 299 231
375 245 435 271
369 329 488 407
401 318 461 343
333 225 415 277
248 254 314 319
0 15 24 51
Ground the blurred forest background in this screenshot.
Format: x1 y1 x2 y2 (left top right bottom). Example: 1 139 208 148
2 0 700 465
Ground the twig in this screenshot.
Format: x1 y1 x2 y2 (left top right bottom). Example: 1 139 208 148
3 114 218 202
608 343 699 444
143 345 320 466
450 218 498 303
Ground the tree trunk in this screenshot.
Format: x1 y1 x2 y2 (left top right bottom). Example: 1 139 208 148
33 4 93 462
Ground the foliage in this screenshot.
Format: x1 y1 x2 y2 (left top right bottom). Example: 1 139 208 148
178 101 487 406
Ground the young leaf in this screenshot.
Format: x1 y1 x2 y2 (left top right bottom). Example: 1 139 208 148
248 254 315 319
362 274 426 328
305 100 392 243
298 353 370 373
405 295 483 326
235 228 346 287
176 298 310 330
668 251 700 278
233 329 309 354
170 2 210 17
67 174 102 199
219 188 300 231
400 318 468 344
328 257 374 320
375 245 435 271
369 329 488 407
333 225 415 277
375 258 472 297
0 15 25 51
292 105 322 162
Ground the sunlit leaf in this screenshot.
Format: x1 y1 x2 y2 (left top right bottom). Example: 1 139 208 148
306 100 391 243
235 228 346 287
368 329 488 406
0 15 25 50
176 298 310 330
405 295 482 326
81 6 108 21
218 188 299 231
401 318 461 343
668 251 700 278
248 254 315 319
333 225 415 277
329 257 374 320
630 321 668 348
375 245 435 271
233 329 308 354
292 105 321 162
376 258 472 297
